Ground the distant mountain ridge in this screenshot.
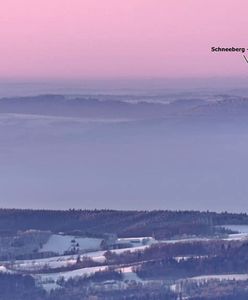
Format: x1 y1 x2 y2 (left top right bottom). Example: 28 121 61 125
190 96 248 116
0 94 247 121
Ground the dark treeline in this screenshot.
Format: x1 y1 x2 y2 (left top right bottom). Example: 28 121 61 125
58 269 123 287
0 209 246 238
49 285 176 300
50 271 177 300
104 240 239 266
184 280 248 300
0 272 177 300
193 294 248 300
20 240 239 275
136 242 248 280
0 273 46 300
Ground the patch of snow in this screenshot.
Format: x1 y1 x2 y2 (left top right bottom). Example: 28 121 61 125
224 233 248 241
189 273 248 282
170 284 177 292
161 237 211 244
222 225 248 234
37 265 108 289
40 282 58 292
0 266 8 273
40 234 102 255
120 266 143 282
174 255 208 262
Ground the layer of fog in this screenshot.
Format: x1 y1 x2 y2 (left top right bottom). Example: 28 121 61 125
0 93 248 212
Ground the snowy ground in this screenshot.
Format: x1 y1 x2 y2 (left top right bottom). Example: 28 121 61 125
39 234 102 254
189 274 248 282
4 230 248 291
160 232 248 245
220 225 248 241
7 245 150 272
38 263 144 291
7 231 248 273
222 225 248 234
36 265 109 291
119 266 143 283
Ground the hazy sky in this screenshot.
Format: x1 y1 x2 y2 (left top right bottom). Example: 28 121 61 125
0 0 248 79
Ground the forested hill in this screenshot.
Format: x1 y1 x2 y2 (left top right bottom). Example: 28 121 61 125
0 209 247 239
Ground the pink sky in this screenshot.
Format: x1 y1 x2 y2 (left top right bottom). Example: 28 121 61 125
0 0 248 79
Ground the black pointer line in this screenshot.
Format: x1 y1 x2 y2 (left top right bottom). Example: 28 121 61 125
243 55 248 63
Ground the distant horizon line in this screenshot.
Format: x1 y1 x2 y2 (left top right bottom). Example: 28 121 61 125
0 75 248 82
0 207 245 215
0 76 247 92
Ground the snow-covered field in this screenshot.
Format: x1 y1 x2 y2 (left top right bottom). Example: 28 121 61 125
224 233 248 241
219 225 248 241
40 234 102 254
222 225 248 234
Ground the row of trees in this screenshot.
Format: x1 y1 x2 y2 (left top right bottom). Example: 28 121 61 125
184 279 248 300
104 240 237 266
136 242 248 280
0 208 239 239
0 272 177 300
